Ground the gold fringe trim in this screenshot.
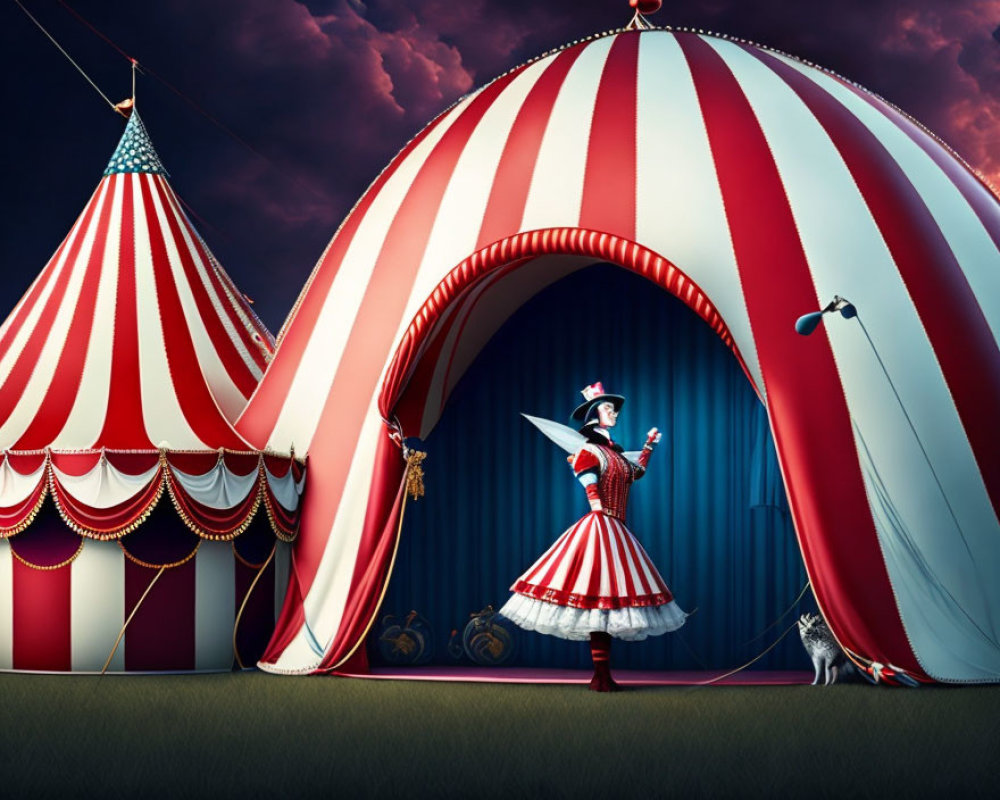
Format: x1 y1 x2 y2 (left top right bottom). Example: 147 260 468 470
260 488 299 543
48 462 167 541
1 449 302 547
233 544 277 669
9 536 85 571
118 538 201 569
101 565 166 674
160 451 264 542
0 476 50 538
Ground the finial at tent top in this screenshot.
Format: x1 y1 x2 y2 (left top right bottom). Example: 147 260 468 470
627 0 662 30
113 59 141 120
103 109 169 177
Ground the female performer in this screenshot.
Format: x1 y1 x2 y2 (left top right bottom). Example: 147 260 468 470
500 382 687 691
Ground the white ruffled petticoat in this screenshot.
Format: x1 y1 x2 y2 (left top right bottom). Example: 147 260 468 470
499 593 688 642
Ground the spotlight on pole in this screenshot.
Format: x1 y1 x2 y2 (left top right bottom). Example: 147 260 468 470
795 296 857 335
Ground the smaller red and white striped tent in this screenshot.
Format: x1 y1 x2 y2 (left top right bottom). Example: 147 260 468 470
241 26 1000 684
0 110 305 672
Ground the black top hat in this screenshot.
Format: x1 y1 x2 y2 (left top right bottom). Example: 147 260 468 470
570 381 625 423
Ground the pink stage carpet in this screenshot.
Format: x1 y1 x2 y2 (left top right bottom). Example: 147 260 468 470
346 667 813 686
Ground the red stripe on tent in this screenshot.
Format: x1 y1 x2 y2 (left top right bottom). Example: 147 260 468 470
138 176 248 450
158 179 272 372
476 47 585 248
12 559 71 671
124 557 196 671
844 82 1000 258
0 183 105 361
236 107 462 447
15 176 116 449
169 202 275 370
0 181 108 430
292 70 524 601
753 48 1000 540
392 302 465 435
97 175 150 448
150 178 262 397
679 34 919 672
580 31 640 240
0 189 84 361
318 426 406 670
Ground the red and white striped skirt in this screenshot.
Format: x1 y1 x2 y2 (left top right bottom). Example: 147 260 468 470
500 512 687 641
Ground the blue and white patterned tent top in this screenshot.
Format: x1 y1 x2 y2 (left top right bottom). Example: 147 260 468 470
103 110 168 176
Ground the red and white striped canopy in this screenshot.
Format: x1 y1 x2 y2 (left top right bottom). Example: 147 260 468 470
0 111 303 542
0 111 272 452
240 29 1000 683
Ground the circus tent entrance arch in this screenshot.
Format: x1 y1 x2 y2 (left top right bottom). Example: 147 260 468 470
375 260 807 674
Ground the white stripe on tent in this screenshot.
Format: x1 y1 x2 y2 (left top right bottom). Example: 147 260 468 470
264 94 478 454
0 183 103 380
636 32 764 397
774 53 1000 350
0 541 11 669
56 175 124 448
400 56 553 344
520 37 614 231
857 430 1000 681
160 181 264 383
133 174 207 449
773 53 1000 558
148 178 247 421
718 39 1000 680
71 539 125 671
0 180 110 446
296 400 387 671
195 541 235 671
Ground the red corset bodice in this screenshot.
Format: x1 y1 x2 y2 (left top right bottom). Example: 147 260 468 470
594 444 635 521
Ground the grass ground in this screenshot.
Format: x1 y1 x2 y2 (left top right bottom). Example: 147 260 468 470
2 671 998 799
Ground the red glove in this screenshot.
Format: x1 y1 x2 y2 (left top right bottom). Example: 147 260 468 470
638 427 661 469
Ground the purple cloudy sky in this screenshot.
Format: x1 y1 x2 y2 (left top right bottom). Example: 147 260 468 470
2 0 999 332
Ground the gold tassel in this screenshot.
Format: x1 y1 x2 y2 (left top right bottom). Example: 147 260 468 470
404 450 427 501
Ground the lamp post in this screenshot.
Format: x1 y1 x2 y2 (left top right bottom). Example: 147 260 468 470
794 295 856 336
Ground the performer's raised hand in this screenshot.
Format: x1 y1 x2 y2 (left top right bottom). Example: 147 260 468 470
637 427 661 470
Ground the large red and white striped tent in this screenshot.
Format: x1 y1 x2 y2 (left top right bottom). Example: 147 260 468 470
239 28 1000 683
0 110 304 672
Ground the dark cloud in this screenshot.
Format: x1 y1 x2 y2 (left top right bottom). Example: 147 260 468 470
2 1 999 332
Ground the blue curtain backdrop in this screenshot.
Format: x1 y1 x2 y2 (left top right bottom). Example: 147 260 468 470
376 263 810 671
